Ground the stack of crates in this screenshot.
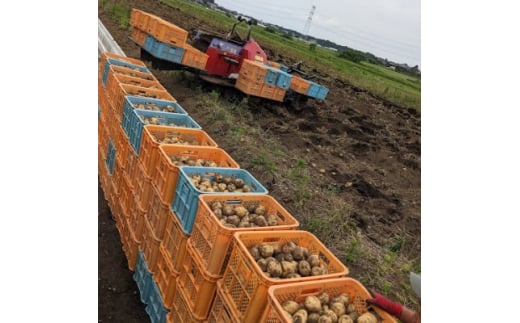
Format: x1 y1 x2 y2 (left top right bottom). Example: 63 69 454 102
129 9 208 71
235 59 292 102
98 48 392 322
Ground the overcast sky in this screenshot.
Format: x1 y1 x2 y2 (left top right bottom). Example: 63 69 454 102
215 0 421 68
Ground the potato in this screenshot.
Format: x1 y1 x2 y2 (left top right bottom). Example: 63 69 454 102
292 246 306 261
330 302 346 317
234 206 248 218
238 221 250 228
293 309 308 323
318 292 330 306
337 314 354 323
249 245 261 261
282 300 300 315
356 312 377 323
213 208 223 219
307 254 321 267
254 215 268 227
304 295 322 313
254 205 266 215
258 244 274 257
347 312 358 322
222 205 234 216
266 213 279 226
308 313 321 323
283 241 297 254
211 201 223 210
281 260 298 277
233 178 245 188
322 309 338 322
333 294 350 307
298 260 312 277
346 304 356 314
227 215 240 226
267 260 283 277
257 258 268 271
317 316 333 323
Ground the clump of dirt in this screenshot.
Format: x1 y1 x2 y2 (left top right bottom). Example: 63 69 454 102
98 0 420 321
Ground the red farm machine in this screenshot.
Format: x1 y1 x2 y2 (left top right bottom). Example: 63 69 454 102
129 9 329 104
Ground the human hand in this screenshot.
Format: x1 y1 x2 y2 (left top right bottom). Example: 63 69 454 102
366 289 403 318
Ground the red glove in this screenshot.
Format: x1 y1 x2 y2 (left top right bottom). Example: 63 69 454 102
366 289 403 318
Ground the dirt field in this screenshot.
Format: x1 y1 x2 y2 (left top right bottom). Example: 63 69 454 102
98 0 420 321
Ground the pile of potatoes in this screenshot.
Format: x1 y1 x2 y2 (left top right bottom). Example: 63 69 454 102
189 174 252 193
132 101 178 113
248 241 328 279
151 133 199 145
208 201 278 228
141 116 188 127
281 293 379 323
168 156 218 167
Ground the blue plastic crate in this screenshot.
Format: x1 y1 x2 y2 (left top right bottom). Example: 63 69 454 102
128 110 202 155
133 250 154 305
275 70 293 90
145 280 169 323
102 58 151 86
172 167 269 235
122 96 188 139
264 66 279 85
106 139 116 175
279 63 289 72
143 34 185 65
306 82 329 100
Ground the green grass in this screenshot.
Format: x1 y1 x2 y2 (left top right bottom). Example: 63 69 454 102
108 2 131 29
157 0 421 111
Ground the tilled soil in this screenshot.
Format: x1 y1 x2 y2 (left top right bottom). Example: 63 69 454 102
98 0 420 321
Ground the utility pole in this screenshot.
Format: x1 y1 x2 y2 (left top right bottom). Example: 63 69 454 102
303 5 316 35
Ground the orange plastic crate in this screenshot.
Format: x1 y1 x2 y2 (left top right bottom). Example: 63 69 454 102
112 157 125 201
262 278 398 323
98 150 111 202
130 9 152 30
239 59 268 81
109 72 166 95
161 208 189 273
139 125 218 178
190 194 299 276
119 173 135 217
132 160 154 212
129 191 146 242
121 217 140 271
235 76 262 96
155 245 180 310
207 280 241 323
168 276 207 323
110 84 176 123
124 144 139 180
109 65 157 81
106 176 120 222
131 26 148 46
221 230 350 322
150 20 188 47
146 184 171 240
260 84 286 102
154 146 240 205
290 75 311 94
267 60 281 70
114 124 130 169
176 243 221 319
99 122 110 162
181 44 209 70
142 216 162 274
